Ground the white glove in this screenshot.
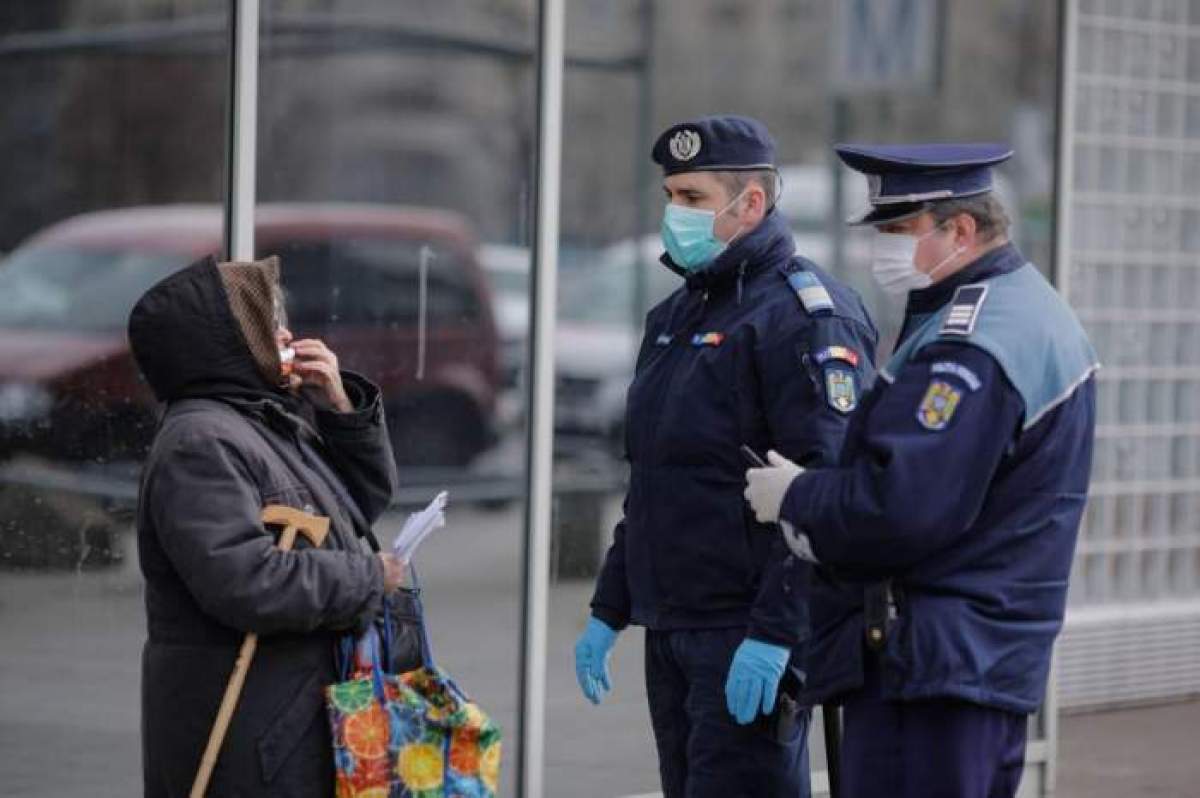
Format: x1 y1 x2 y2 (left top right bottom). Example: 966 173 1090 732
744 450 804 524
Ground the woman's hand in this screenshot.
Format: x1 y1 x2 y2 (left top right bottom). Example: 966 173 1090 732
377 553 408 592
287 338 353 413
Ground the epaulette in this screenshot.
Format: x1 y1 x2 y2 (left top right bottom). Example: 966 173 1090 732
777 260 833 315
939 284 989 336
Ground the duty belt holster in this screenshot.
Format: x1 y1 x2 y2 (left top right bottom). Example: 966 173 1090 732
864 581 892 651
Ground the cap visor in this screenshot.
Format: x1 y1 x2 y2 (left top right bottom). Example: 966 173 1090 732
846 202 928 227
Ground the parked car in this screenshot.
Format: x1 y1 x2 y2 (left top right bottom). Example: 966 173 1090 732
0 203 501 470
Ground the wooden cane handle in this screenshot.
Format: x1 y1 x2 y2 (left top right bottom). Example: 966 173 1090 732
260 504 330 549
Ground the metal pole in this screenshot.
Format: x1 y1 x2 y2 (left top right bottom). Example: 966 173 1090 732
223 0 259 262
1052 0 1077 297
827 95 848 280
517 0 564 795
1044 2 1075 795
632 0 654 330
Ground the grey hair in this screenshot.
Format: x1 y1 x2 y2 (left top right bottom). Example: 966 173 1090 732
713 168 780 208
927 192 1011 243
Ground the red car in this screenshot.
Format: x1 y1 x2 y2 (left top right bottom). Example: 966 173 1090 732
0 203 501 469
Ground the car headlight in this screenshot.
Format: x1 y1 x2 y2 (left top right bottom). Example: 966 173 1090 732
0 382 53 424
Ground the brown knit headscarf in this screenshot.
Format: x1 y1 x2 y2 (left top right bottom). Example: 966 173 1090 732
217 255 284 386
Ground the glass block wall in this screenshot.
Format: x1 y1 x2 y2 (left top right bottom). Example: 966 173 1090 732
1058 0 1200 710
1067 0 1200 607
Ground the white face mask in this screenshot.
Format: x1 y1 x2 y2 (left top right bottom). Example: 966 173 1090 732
870 223 964 296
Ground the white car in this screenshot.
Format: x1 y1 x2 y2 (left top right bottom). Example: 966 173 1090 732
554 235 680 455
478 242 531 390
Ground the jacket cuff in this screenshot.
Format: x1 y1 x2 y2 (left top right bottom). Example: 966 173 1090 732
590 605 629 632
781 472 831 560
747 622 801 649
317 371 383 433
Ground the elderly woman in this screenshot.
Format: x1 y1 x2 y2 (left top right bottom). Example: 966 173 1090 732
129 254 406 797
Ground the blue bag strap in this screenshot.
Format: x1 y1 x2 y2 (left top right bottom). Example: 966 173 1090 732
334 592 397 697
404 566 437 669
336 634 356 683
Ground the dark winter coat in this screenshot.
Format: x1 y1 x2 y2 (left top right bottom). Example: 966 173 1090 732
129 255 398 797
783 244 1099 713
590 210 879 647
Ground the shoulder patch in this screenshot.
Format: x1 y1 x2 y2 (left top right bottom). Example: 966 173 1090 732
814 346 860 368
930 360 982 391
778 264 834 315
825 367 858 413
940 284 989 336
916 379 963 431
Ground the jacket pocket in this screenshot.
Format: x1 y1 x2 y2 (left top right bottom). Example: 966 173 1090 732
257 668 325 784
655 471 755 611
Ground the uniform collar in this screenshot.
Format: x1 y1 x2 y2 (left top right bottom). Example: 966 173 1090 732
660 208 795 293
905 241 1025 315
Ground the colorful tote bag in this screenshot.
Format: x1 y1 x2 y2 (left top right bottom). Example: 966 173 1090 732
325 585 502 797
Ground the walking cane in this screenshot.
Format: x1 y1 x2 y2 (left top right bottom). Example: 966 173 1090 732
189 505 330 798
823 703 842 798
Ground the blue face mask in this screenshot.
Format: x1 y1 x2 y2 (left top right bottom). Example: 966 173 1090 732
660 190 746 272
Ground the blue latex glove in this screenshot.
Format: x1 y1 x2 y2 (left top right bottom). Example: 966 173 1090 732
574 617 618 705
724 638 791 725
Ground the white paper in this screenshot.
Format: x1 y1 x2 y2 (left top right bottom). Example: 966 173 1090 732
392 490 448 561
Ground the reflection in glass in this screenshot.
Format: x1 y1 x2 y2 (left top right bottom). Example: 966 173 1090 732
0 4 229 796
257 4 538 795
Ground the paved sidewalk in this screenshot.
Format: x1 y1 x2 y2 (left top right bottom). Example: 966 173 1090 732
1057 699 1200 798
2 496 1198 797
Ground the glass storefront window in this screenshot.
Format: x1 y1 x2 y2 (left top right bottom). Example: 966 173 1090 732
0 3 229 794
256 3 538 793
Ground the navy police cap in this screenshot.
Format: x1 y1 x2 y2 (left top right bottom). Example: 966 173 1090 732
652 115 776 176
835 142 1013 226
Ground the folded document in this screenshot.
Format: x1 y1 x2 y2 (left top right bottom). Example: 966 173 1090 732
392 491 448 561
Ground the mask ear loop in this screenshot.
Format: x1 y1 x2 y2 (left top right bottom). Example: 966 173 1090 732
921 220 967 283
715 186 753 247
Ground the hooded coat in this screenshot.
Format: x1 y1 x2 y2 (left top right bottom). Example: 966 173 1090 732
129 255 399 797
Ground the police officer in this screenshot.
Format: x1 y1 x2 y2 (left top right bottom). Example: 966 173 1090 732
744 143 1099 798
573 115 878 797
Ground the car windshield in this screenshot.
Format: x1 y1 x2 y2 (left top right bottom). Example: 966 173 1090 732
559 245 680 325
0 246 183 331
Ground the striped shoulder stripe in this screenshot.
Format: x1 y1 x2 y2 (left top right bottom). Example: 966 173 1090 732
940 284 989 336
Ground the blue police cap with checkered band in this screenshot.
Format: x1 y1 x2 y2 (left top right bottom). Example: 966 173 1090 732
835 142 1013 226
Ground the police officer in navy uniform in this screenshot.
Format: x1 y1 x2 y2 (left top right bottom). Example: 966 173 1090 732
745 143 1100 798
573 115 878 797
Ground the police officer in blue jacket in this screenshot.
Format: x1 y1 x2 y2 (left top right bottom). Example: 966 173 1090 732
745 143 1099 798
573 115 878 797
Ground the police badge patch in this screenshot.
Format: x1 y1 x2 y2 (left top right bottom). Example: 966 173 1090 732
917 379 962 431
825 368 858 413
668 129 702 161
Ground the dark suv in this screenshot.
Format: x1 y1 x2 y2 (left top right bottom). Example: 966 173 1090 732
0 203 500 470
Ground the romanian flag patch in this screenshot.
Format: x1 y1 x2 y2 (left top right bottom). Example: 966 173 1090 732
691 332 725 347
